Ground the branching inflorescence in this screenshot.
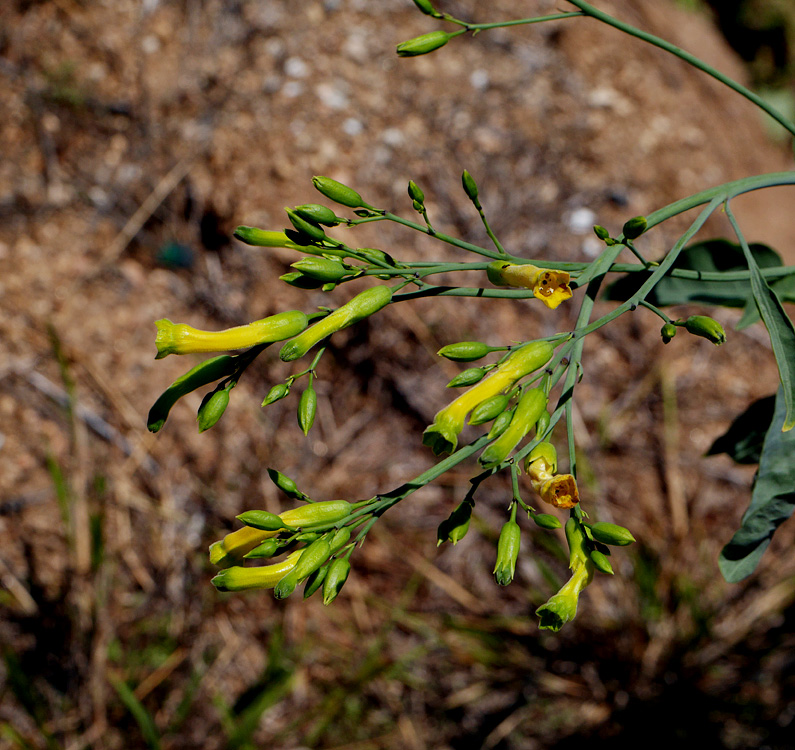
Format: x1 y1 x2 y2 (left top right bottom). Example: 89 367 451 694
147 1 795 630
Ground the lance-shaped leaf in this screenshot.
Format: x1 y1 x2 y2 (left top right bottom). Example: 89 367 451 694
728 208 795 431
719 386 795 582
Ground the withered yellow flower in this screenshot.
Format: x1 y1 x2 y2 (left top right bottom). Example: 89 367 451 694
525 442 580 509
487 261 573 309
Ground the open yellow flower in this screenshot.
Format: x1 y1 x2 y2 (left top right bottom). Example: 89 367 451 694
487 261 573 309
525 442 580 509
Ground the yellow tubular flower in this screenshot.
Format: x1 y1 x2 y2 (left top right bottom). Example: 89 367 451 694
209 526 280 568
211 550 303 592
423 341 553 455
487 261 573 309
155 310 308 359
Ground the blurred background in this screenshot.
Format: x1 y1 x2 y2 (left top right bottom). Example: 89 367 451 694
2 0 795 747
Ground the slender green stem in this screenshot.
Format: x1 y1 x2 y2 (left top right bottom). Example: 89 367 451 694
639 300 672 323
446 11 584 31
567 0 795 139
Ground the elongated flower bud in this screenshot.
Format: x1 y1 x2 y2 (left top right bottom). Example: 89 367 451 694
412 0 439 16
589 549 614 575
286 209 327 243
487 408 514 439
683 315 726 345
267 468 305 500
155 310 308 359
407 180 425 204
622 215 647 240
468 394 510 425
535 409 551 437
292 538 332 581
233 227 313 249
211 550 302 592
423 341 553 455
437 341 493 362
280 286 393 361
262 383 290 407
303 564 329 599
437 500 473 546
197 387 230 433
291 258 350 283
243 538 283 559
294 204 340 227
532 513 562 530
298 386 317 436
236 510 291 531
493 520 521 586
322 558 351 605
396 30 451 57
280 271 326 289
279 500 352 529
312 176 365 208
274 566 301 599
209 525 280 568
589 522 635 546
447 367 488 388
461 169 479 203
593 225 610 241
479 388 547 469
487 261 573 310
148 355 236 433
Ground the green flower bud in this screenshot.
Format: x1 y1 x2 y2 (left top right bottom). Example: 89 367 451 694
294 531 320 542
312 176 365 208
589 522 635 546
328 527 352 555
461 169 479 203
279 500 353 529
303 563 329 599
661 322 677 344
298 386 317 436
622 215 647 240
589 548 614 575
233 226 312 249
487 408 514 439
468 394 510 426
286 208 327 243
148 355 236 433
479 388 547 469
396 30 452 57
437 341 493 362
412 0 439 16
197 387 230 433
292 537 332 581
408 180 425 204
437 500 473 546
274 567 301 599
267 468 305 500
532 513 562 530
236 510 291 532
683 315 726 346
535 409 551 437
291 258 350 283
412 200 423 212
294 203 340 227
243 538 283 559
279 271 326 289
447 367 488 388
493 520 521 586
280 285 393 361
262 383 290 407
593 225 610 241
322 558 351 605
354 247 398 267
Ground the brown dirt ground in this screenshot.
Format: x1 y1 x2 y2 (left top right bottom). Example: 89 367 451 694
1 0 795 748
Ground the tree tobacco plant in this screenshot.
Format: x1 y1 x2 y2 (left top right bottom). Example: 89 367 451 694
148 0 795 631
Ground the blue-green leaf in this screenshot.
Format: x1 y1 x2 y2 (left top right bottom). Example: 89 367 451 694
719 387 795 582
706 394 776 464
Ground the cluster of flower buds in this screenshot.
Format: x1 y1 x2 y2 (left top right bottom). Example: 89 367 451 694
209 470 358 605
423 340 553 456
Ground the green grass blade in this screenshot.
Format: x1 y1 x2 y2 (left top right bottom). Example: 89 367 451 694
110 679 162 750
